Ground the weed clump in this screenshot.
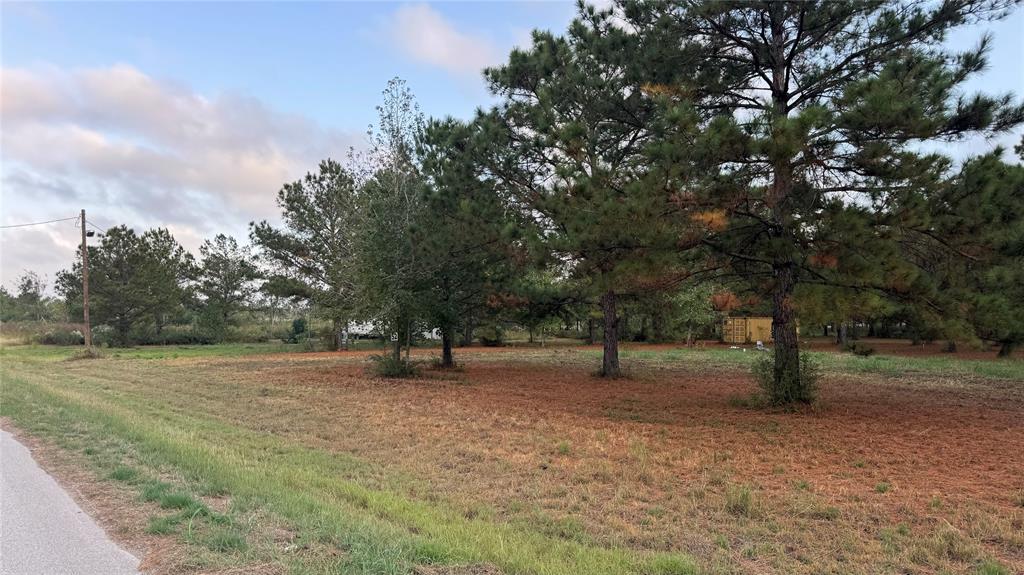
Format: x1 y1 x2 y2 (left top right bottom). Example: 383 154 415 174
752 353 819 406
368 353 420 378
66 347 103 361
107 465 139 483
647 554 697 575
975 559 1010 575
725 484 756 517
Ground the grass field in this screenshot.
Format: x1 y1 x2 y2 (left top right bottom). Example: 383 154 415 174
1 342 1022 575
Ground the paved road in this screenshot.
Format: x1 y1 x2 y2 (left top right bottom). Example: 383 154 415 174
0 428 140 575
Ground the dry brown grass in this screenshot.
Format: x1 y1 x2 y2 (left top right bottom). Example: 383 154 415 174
5 345 1023 574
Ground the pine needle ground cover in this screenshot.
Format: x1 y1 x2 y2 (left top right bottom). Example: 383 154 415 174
1 343 1021 574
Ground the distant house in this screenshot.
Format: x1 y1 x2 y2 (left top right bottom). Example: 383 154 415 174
722 316 773 344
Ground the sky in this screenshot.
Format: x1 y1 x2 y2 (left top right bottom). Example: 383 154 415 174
1 1 1022 293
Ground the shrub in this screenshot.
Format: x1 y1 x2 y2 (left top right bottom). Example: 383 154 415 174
368 353 419 378
752 352 819 406
288 318 307 343
477 324 504 347
138 325 218 346
844 342 876 356
35 328 85 346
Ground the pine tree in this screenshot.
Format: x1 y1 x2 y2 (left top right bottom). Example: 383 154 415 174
926 146 1024 356
416 118 515 367
480 4 691 376
57 226 190 346
637 0 1024 402
140 228 193 335
196 234 260 340
251 159 360 350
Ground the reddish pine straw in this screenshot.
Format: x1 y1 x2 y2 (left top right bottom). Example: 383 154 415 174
32 345 1024 573
158 347 1024 573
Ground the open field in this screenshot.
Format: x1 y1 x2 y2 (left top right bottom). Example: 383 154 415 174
1 343 1022 575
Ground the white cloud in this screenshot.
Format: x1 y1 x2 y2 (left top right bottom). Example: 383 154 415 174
388 4 500 77
0 64 362 290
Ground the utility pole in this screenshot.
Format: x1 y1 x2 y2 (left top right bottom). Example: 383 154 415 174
81 209 92 349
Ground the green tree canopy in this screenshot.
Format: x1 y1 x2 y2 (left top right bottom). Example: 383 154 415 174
251 158 360 350
635 0 1024 402
480 4 698 376
57 226 191 346
196 234 261 340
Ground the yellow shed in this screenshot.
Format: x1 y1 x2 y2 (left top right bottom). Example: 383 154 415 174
722 316 774 344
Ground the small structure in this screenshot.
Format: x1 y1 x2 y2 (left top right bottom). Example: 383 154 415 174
722 316 774 344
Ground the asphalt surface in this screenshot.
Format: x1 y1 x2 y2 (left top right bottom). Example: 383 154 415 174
0 428 140 575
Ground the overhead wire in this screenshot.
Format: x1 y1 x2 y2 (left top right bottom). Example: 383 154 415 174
0 216 79 230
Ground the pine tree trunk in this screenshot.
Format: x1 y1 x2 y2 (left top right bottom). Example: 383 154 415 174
461 320 474 347
837 323 848 347
765 6 807 405
332 318 343 351
998 341 1017 358
586 318 595 345
771 264 803 403
405 319 412 363
600 290 620 377
441 326 454 368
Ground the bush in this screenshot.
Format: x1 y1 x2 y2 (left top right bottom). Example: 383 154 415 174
752 352 819 406
288 318 307 343
138 325 218 346
477 324 504 347
35 328 85 346
843 342 876 357
368 353 419 378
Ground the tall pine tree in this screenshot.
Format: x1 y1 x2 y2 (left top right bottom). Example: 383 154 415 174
481 4 693 376
635 0 1024 402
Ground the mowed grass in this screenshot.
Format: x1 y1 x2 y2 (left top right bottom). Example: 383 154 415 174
0 345 696 575
1 342 1021 575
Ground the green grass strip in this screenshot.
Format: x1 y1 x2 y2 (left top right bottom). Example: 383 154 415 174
0 368 695 575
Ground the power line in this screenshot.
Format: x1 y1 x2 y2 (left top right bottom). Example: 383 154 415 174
84 220 105 234
0 216 79 230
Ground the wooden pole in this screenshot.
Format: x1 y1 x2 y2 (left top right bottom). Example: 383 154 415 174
81 209 92 349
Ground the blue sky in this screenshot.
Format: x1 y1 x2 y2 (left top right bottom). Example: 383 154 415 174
2 2 575 136
1 1 1022 291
